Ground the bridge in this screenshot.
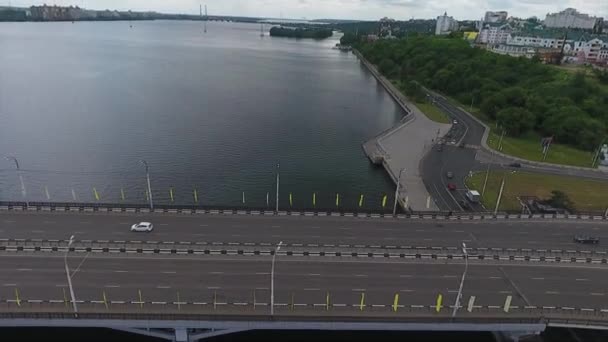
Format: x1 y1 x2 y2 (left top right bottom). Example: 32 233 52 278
1 204 608 341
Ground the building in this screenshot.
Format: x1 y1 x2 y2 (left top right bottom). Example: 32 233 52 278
491 44 536 58
544 8 603 32
435 12 458 35
478 23 512 45
484 11 508 23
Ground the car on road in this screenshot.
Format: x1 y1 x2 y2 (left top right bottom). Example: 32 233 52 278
131 222 153 232
453 120 458 125
447 183 457 191
509 162 522 168
573 235 599 244
446 171 454 179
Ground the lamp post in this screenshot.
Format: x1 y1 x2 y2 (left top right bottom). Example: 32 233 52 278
452 242 468 317
275 163 280 213
494 171 516 215
393 168 405 216
270 241 283 316
139 160 153 210
64 235 78 316
5 156 28 208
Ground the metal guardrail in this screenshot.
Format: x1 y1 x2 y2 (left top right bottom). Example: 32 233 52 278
1 201 606 220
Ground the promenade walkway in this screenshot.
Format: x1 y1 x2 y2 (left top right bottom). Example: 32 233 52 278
357 51 450 211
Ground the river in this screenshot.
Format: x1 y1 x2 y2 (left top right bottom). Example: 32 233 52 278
0 20 401 209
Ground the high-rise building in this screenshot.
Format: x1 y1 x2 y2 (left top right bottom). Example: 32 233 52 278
484 11 508 23
435 12 459 35
544 8 603 31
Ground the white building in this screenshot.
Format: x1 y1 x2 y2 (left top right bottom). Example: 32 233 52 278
478 23 512 44
484 11 508 23
491 44 536 58
435 12 459 35
544 8 603 31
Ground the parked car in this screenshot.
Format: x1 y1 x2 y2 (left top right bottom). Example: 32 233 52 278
447 183 457 191
131 222 153 232
573 235 599 244
446 171 454 179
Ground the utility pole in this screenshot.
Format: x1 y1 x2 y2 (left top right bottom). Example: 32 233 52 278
452 242 468 317
5 156 28 208
494 176 506 215
139 160 153 210
275 163 280 213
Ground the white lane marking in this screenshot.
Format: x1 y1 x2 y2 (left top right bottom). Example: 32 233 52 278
400 289 414 292
199 224 208 227
31 230 45 233
3 284 17 287
576 278 590 281
489 276 501 279
162 271 176 274
114 270 128 273
308 273 321 276
3 220 16 223
545 291 560 294
78 222 91 224
209 272 224 275
255 272 270 275
43 221 55 224
591 293 605 296
354 274 368 277
304 288 320 291
499 291 512 294
207 286 221 289
255 287 269 290
156 285 171 289
532 277 544 280
17 268 32 271
105 285 120 288
351 288 366 292
443 275 457 278
55 284 67 287
400 275 412 278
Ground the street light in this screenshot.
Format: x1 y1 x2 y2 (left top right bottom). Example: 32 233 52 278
270 240 283 316
452 242 468 318
5 156 28 208
494 171 516 215
139 160 153 210
64 235 78 316
393 168 405 216
275 163 280 213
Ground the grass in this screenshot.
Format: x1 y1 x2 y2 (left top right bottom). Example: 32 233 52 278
486 130 595 168
415 101 450 124
466 170 608 212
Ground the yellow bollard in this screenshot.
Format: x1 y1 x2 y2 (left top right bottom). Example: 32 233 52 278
193 188 198 204
15 288 21 307
382 194 387 208
169 187 174 203
289 193 293 207
312 192 316 207
103 291 109 310
435 294 443 313
359 194 364 208
138 289 143 309
335 193 340 208
120 188 125 201
63 288 68 308
326 291 330 311
359 292 365 311
393 293 399 312
93 187 100 201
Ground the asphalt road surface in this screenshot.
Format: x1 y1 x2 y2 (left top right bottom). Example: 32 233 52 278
1 212 607 252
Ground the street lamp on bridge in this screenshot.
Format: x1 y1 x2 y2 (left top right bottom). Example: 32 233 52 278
5 156 28 208
139 160 153 210
64 235 78 317
452 242 468 318
393 168 405 216
270 240 283 316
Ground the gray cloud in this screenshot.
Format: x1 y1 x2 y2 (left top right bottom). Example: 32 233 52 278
11 0 607 20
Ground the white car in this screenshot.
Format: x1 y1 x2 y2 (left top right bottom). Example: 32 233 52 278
131 222 153 232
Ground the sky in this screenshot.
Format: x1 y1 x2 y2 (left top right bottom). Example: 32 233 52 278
8 0 608 21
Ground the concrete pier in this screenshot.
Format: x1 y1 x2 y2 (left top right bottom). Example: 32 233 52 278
357 50 451 212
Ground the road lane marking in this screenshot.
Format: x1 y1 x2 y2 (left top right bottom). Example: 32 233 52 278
489 277 501 279
3 220 16 223
400 275 412 278
400 289 414 292
207 286 221 289
78 222 91 224
255 272 269 275
575 278 590 281
354 274 368 277
156 285 171 289
43 221 55 224
591 293 605 296
351 289 366 292
308 273 321 276
304 288 320 291
255 287 269 290
114 270 128 273
2 284 17 287
105 285 120 288
532 277 544 280
16 268 32 271
199 224 208 227
31 230 45 233
545 291 560 294
209 272 224 275
55 284 67 287
162 271 176 274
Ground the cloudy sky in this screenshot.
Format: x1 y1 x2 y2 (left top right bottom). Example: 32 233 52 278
10 0 608 20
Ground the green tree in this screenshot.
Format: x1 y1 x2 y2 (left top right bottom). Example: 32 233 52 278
496 107 535 136
379 58 398 78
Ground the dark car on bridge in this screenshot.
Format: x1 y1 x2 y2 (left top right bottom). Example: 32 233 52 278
573 235 600 244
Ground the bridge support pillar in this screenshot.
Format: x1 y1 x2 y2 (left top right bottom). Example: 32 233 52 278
493 330 541 342
174 327 188 342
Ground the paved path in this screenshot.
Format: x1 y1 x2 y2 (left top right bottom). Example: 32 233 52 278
356 51 450 211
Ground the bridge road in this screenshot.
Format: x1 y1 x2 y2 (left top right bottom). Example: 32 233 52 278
1 212 607 252
1 254 608 314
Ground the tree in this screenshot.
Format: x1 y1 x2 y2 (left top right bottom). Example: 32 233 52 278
546 190 575 211
340 32 358 45
378 58 397 78
496 107 535 136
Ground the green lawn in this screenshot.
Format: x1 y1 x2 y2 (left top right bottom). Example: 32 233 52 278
486 131 595 168
415 101 450 124
466 170 608 212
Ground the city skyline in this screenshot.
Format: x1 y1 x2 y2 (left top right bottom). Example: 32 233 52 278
5 0 607 21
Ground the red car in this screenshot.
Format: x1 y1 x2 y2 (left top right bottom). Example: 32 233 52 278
447 183 457 191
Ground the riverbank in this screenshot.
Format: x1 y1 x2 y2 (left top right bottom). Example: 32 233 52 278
356 49 451 212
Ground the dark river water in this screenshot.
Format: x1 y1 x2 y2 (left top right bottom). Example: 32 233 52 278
0 20 401 209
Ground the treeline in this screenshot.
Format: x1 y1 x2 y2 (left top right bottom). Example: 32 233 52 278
357 36 608 150
269 26 333 39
